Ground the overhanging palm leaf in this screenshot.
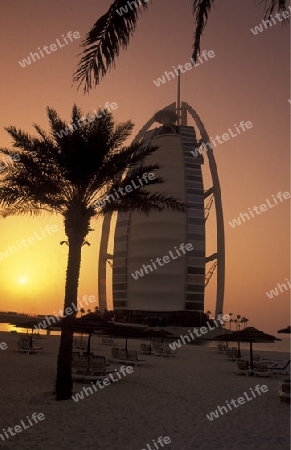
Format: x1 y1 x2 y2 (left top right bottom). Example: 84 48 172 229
0 105 184 400
260 0 288 16
74 0 288 92
192 0 215 62
74 0 150 91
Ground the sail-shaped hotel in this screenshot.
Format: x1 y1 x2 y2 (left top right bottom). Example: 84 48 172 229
98 95 225 325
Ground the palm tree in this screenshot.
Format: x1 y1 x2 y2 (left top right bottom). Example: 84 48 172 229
241 317 249 329
205 310 212 320
74 0 288 92
236 314 241 331
228 312 233 331
0 105 184 400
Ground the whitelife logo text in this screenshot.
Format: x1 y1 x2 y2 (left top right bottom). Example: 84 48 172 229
228 191 290 228
169 314 230 351
206 385 269 421
191 121 253 157
18 31 80 68
0 412 45 443
131 242 193 280
153 50 215 87
266 278 291 299
0 224 58 261
94 172 156 209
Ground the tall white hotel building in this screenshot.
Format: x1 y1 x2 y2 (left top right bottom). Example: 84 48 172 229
99 99 225 323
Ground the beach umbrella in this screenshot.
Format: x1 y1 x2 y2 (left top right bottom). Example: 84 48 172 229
141 329 154 354
277 326 291 334
216 327 281 370
73 313 112 355
15 320 42 346
152 329 173 343
16 320 40 335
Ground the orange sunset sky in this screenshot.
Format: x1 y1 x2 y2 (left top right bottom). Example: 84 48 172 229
0 0 290 334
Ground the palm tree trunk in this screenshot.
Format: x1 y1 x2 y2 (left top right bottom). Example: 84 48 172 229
56 233 83 400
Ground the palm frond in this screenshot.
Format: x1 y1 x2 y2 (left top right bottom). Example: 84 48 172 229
71 104 84 124
97 191 186 217
259 0 288 18
32 124 53 143
1 104 185 222
46 107 72 142
108 121 134 150
191 0 288 61
89 142 158 194
0 204 48 218
4 126 36 152
192 0 216 62
73 0 288 91
91 164 163 208
73 0 150 92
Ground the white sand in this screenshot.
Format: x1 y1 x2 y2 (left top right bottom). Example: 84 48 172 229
0 332 289 450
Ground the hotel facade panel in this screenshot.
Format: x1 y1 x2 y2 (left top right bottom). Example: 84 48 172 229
113 124 205 315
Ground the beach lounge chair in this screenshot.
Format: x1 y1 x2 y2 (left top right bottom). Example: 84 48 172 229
89 360 107 376
140 344 151 355
226 347 239 361
16 336 44 354
155 343 166 352
109 348 145 366
111 347 120 359
16 337 30 354
101 338 115 346
253 362 271 377
72 359 89 381
278 379 290 402
129 350 146 365
73 338 87 350
82 356 117 383
236 360 251 376
150 341 176 357
268 360 290 375
72 354 88 368
161 348 176 358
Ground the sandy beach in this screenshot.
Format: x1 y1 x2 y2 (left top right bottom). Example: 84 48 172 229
0 331 289 450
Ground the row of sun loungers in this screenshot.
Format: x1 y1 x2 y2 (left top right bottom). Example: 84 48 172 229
72 353 117 383
236 361 271 377
236 360 290 377
15 336 44 354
